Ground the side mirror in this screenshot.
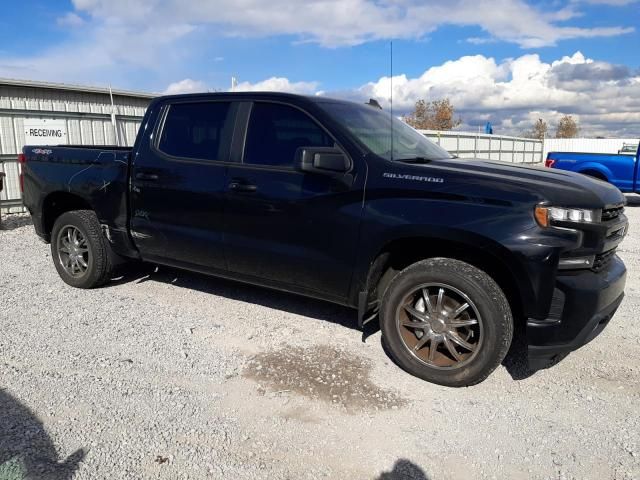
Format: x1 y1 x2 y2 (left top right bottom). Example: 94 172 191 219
295 147 350 175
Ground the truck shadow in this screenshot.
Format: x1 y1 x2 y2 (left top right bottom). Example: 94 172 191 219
0 389 85 479
0 213 32 231
109 263 360 331
624 194 640 207
109 264 537 382
501 327 536 380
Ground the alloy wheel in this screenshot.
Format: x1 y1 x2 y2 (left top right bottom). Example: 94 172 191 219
395 283 483 370
57 226 90 278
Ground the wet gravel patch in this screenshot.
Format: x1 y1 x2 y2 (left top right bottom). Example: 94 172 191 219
244 345 407 412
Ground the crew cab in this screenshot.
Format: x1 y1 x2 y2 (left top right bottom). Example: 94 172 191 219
545 142 640 193
21 93 628 386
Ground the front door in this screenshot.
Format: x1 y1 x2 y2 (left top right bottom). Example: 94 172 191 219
223 101 364 299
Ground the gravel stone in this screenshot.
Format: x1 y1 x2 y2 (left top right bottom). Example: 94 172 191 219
1 197 640 479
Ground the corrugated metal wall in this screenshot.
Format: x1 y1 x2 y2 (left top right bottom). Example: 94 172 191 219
420 130 543 164
0 82 152 212
542 138 640 160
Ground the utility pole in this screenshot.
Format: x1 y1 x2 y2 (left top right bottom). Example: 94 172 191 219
108 85 120 147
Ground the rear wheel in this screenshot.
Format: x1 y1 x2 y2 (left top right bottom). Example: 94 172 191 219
380 258 513 387
51 210 114 288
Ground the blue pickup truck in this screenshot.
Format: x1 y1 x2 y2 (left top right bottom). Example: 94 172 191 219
545 142 640 193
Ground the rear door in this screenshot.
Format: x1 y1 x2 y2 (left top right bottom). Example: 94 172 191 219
223 101 364 299
130 100 236 271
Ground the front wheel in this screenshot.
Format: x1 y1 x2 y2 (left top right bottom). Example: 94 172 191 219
379 258 513 387
51 210 115 288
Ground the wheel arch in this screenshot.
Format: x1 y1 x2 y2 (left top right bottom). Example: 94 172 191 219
579 169 608 181
577 163 611 182
356 231 533 328
41 191 93 241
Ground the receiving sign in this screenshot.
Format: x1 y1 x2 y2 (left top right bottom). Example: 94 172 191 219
24 119 68 145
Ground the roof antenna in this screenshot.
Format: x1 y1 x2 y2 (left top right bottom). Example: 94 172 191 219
366 98 382 109
390 41 394 162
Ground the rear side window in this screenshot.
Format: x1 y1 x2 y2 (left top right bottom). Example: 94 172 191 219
243 102 334 167
158 102 232 161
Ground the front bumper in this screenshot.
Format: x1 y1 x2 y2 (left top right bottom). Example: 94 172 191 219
527 255 626 370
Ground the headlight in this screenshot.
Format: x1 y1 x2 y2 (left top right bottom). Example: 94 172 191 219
535 205 600 228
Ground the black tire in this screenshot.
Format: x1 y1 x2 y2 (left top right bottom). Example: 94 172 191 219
51 210 114 288
379 258 513 387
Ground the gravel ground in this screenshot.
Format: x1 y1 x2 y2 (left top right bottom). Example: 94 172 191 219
1 197 639 480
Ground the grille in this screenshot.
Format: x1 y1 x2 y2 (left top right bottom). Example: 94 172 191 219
592 249 616 273
602 205 625 221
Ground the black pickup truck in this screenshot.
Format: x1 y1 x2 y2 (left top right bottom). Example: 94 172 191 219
21 93 628 386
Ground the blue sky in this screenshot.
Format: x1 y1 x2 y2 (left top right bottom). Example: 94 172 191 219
0 0 639 135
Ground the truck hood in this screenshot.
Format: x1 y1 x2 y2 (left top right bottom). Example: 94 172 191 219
421 158 626 208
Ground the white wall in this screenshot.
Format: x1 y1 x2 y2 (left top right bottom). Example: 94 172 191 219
543 138 639 160
0 82 150 212
420 130 543 164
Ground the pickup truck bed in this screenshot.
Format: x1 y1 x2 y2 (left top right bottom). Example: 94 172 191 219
22 145 134 254
545 144 640 193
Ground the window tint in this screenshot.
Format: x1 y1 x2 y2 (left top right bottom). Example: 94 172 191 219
158 102 232 161
244 103 334 167
318 101 451 161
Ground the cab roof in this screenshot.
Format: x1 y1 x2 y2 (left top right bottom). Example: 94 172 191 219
154 91 363 108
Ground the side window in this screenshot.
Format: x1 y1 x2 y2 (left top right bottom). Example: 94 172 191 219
244 102 334 167
158 102 232 161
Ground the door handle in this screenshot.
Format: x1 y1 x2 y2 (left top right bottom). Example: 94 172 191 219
229 182 257 193
135 172 159 181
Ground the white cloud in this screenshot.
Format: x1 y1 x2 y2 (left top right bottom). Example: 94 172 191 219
0 15 196 87
163 75 317 95
161 76 319 96
323 51 639 136
466 37 498 45
233 77 319 95
0 0 634 92
66 0 633 49
163 78 208 94
57 12 85 27
161 51 640 136
579 0 638 5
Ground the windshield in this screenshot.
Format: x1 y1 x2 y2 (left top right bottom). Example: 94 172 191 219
318 101 452 161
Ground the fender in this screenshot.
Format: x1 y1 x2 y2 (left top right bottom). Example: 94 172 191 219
350 223 547 323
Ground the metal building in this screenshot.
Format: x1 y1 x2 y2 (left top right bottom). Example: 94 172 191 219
0 78 154 212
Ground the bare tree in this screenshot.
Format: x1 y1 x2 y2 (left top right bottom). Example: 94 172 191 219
555 115 579 138
529 118 548 141
404 100 429 129
404 98 462 130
